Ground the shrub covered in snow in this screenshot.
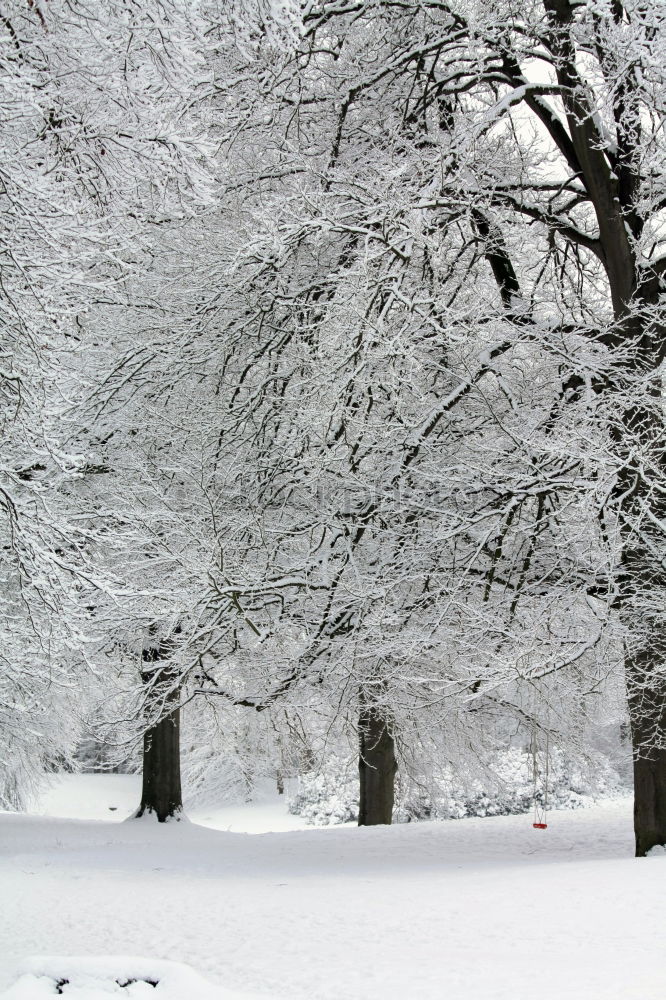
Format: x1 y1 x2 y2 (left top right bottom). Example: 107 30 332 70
289 747 628 826
288 756 359 826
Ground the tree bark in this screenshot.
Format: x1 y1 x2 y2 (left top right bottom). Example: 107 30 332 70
614 376 666 855
136 693 182 822
135 649 183 822
358 705 397 826
629 656 666 857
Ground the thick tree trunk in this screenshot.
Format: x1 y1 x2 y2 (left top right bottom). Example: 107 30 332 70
627 648 666 856
358 706 397 826
621 430 666 856
616 391 666 855
632 747 666 858
135 647 183 822
136 695 182 822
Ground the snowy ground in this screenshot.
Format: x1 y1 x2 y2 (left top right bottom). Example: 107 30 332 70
1 776 665 999
29 773 313 834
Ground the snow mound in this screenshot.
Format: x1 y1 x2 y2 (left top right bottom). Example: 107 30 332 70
646 844 666 857
1 957 234 999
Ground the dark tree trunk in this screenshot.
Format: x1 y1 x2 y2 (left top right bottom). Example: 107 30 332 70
135 643 183 822
627 647 666 856
136 693 182 822
615 389 666 855
631 737 666 858
358 706 397 826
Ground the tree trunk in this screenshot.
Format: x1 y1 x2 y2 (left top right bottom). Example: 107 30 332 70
615 382 666 855
627 645 666 856
135 647 183 822
136 696 182 822
358 706 397 826
632 741 666 858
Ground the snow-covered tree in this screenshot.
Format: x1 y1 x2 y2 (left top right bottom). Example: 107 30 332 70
4 0 658 855
0 0 213 807
140 0 617 825
173 0 663 844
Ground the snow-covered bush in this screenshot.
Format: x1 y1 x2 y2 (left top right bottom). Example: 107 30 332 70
396 747 627 822
289 747 628 826
288 756 358 825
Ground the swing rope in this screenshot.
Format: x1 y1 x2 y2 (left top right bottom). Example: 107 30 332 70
532 724 549 830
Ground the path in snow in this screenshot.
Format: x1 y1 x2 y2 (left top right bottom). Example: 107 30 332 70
1 776 664 999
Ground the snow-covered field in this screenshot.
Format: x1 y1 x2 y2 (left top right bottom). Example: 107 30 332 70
30 774 313 834
1 776 665 999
